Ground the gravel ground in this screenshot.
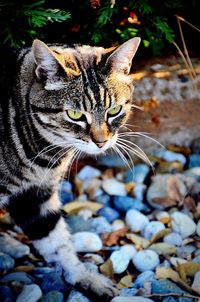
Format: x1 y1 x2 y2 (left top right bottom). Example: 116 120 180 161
0 140 200 302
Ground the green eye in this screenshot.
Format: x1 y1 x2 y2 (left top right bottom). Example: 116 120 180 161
67 109 83 120
108 105 122 117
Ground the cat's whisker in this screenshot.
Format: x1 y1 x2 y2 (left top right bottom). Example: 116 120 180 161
113 145 132 172
66 148 80 182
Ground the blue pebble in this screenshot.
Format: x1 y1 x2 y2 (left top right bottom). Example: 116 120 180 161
33 267 57 277
112 196 146 212
179 298 193 302
37 272 67 294
66 215 91 234
59 181 74 204
97 206 120 223
192 255 200 264
151 280 187 295
0 253 15 274
125 164 150 183
0 272 34 284
66 290 91 302
163 298 178 302
0 285 14 302
189 154 200 168
97 154 127 167
119 287 138 296
96 194 111 206
134 271 155 289
40 290 64 302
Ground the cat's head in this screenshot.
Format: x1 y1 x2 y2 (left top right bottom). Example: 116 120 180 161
30 37 140 155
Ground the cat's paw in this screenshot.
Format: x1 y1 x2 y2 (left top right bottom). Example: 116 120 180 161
76 270 119 301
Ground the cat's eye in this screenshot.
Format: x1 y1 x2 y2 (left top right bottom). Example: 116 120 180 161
107 105 122 117
67 109 84 121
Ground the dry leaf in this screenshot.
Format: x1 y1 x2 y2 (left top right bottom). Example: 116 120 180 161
183 196 197 213
126 233 150 249
13 265 35 273
156 267 180 282
103 227 128 247
117 275 133 289
149 243 176 255
99 259 114 278
152 196 177 208
63 201 103 215
151 228 171 243
177 262 200 277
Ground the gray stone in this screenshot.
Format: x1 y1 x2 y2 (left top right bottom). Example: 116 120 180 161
89 217 112 234
134 271 155 289
125 164 150 184
0 233 30 259
0 285 14 302
16 284 42 302
0 252 15 274
163 232 182 246
133 250 160 272
171 212 196 239
0 272 34 284
112 297 154 302
151 279 187 295
142 221 165 240
77 165 101 180
40 290 64 302
66 215 91 234
176 245 196 259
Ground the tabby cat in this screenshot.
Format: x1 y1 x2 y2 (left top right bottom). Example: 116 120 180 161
0 37 140 300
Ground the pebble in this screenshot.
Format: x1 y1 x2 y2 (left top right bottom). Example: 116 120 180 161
132 250 160 272
189 154 200 168
151 279 187 295
125 209 149 232
191 271 200 294
125 164 150 184
169 257 188 266
96 193 111 206
110 244 137 274
77 165 101 180
0 252 15 274
38 272 67 294
66 215 91 234
0 285 14 302
133 184 146 201
89 217 112 234
16 284 42 302
146 174 187 209
72 232 103 252
112 219 125 231
102 178 127 196
192 254 200 264
97 206 120 223
40 290 64 302
59 180 74 204
191 137 200 154
155 211 170 224
119 288 138 297
134 271 155 289
171 212 196 239
0 233 30 259
163 232 182 246
66 290 91 302
97 154 126 168
153 150 186 165
142 221 165 240
0 272 34 284
112 196 146 212
196 219 200 237
112 297 154 302
176 245 196 259
78 209 93 220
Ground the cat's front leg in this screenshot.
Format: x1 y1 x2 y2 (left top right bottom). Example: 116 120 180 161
8 187 119 300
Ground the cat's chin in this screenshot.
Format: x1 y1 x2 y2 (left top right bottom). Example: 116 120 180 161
75 139 115 156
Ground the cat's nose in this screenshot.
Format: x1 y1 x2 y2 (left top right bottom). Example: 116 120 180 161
94 140 107 148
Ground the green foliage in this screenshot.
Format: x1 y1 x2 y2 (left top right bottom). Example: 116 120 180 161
0 0 199 56
0 0 70 48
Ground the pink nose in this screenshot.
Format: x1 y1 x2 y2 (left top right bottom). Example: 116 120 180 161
94 141 107 148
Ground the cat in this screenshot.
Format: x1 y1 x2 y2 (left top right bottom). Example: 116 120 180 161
0 37 140 300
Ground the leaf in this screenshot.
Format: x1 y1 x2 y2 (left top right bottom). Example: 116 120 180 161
63 201 103 215
149 243 176 255
103 227 128 247
99 259 114 278
177 262 200 277
126 233 150 249
117 275 133 289
151 228 171 243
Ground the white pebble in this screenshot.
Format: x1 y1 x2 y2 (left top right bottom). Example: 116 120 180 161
16 284 42 302
133 250 160 272
196 219 200 237
72 232 102 252
154 150 186 165
169 257 188 266
120 245 137 259
192 271 200 294
163 232 182 246
142 221 165 240
171 212 196 239
102 178 127 196
133 184 146 201
112 296 154 302
77 165 101 180
112 219 125 231
125 209 149 232
110 250 130 274
78 209 93 220
155 211 170 224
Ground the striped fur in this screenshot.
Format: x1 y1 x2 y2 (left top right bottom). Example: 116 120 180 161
0 38 140 299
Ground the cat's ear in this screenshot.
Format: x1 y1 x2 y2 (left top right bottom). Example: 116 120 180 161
32 39 60 80
105 37 141 74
